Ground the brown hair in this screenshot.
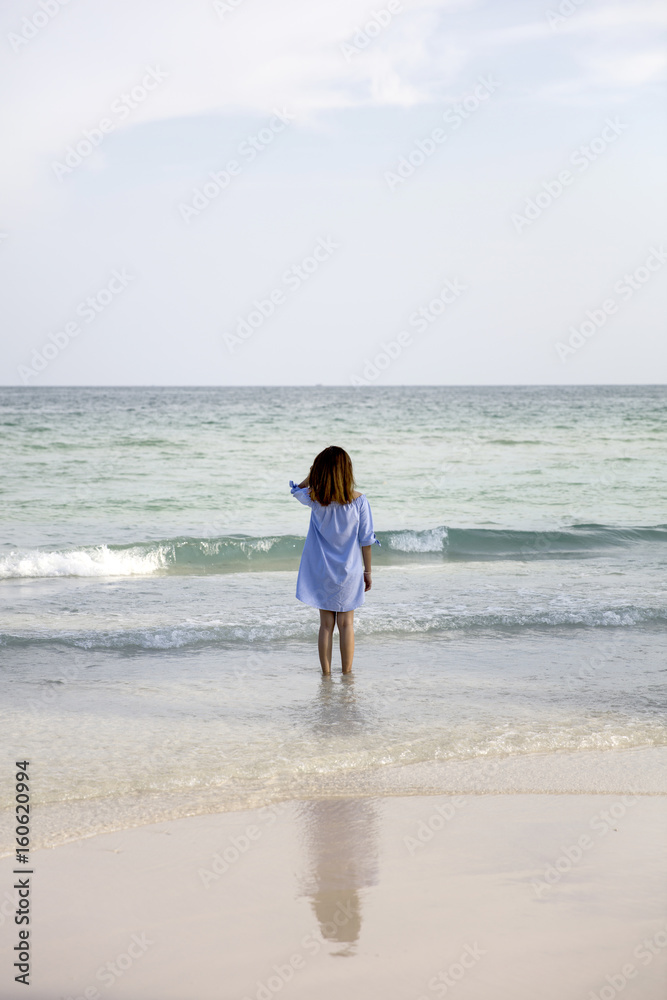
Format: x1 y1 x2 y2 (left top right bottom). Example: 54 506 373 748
308 446 356 506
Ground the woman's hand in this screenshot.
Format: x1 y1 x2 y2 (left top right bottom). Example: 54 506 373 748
363 570 372 592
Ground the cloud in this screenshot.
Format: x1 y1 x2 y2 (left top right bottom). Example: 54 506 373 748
1 0 664 209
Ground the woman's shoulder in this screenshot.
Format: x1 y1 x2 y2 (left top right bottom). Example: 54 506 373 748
352 490 363 500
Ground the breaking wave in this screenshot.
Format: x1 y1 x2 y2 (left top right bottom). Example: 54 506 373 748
1 524 665 579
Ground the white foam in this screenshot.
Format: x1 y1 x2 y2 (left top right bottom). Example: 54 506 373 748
1 748 663 855
387 526 447 553
375 747 667 795
0 544 167 579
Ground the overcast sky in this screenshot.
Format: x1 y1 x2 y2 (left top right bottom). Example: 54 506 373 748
1 0 665 385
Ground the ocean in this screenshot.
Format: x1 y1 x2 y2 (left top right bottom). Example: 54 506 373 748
0 385 665 851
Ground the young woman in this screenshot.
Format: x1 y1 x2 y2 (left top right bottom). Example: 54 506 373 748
290 446 380 676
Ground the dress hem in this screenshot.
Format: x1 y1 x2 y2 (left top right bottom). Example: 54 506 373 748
296 596 364 612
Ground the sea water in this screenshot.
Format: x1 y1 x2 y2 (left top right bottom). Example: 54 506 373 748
0 386 665 849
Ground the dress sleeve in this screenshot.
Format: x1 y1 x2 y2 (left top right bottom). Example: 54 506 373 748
289 481 314 506
358 495 381 546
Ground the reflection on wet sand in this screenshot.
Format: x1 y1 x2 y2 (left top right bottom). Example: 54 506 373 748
297 798 380 957
298 679 381 956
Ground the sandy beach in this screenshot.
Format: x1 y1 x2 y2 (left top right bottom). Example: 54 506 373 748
2 388 666 997
1 783 665 1000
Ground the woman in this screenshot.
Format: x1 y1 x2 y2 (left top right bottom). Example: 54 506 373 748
290 446 380 675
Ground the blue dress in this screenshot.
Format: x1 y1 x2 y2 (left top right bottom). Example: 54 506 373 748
289 481 380 611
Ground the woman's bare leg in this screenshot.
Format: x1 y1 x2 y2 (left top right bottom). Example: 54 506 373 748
336 610 355 673
318 610 335 675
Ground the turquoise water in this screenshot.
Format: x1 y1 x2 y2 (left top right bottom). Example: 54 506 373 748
2 386 666 545
0 386 665 848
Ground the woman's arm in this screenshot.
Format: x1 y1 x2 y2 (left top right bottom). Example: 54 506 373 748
362 545 372 591
297 475 309 489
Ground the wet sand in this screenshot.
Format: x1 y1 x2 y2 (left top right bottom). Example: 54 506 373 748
1 791 665 1000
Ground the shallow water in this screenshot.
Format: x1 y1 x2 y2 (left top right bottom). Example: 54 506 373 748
1 386 665 849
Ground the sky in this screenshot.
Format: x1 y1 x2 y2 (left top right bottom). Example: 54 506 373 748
1 0 666 386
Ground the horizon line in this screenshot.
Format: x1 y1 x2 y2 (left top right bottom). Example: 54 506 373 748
1 383 665 390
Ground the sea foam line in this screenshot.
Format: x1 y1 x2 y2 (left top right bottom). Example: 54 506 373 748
1 524 665 579
1 605 665 650
0 544 168 579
